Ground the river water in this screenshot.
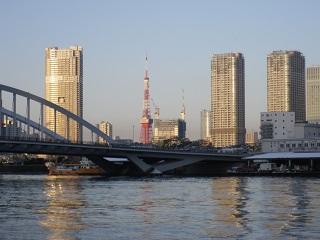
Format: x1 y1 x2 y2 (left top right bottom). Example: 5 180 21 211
1 175 320 239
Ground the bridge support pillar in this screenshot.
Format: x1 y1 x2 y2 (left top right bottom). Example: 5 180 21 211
66 117 70 141
127 154 153 173
13 93 17 137
40 103 44 140
27 97 31 137
310 159 314 171
54 109 57 134
288 159 292 169
91 131 94 143
153 158 203 174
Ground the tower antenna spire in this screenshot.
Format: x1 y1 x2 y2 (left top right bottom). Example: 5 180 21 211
144 54 148 79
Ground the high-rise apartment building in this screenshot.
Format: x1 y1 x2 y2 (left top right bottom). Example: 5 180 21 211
211 53 245 147
96 121 113 143
267 51 305 122
200 109 211 140
306 66 320 123
45 46 83 142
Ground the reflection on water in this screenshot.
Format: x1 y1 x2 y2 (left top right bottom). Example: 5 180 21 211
135 183 154 239
2 176 320 239
39 176 87 240
208 178 249 238
282 180 310 237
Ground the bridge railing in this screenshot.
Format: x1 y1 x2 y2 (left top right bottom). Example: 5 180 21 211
0 135 111 147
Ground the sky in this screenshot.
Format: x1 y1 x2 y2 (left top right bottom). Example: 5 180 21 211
1 0 320 140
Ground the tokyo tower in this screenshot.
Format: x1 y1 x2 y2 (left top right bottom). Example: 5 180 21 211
139 56 153 144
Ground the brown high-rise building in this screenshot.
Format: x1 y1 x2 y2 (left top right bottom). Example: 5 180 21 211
211 53 245 147
267 51 305 122
45 46 83 142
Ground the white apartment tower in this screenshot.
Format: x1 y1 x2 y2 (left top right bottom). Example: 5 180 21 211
45 46 83 142
211 53 246 147
200 109 211 140
96 121 113 143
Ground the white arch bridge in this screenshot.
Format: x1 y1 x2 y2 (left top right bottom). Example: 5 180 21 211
0 84 245 175
0 84 112 144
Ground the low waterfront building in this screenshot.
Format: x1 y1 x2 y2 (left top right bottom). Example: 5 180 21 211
260 112 320 152
153 118 186 143
245 130 258 146
260 112 295 139
113 136 133 145
261 138 320 152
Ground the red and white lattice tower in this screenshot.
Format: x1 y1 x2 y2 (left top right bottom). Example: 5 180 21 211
140 57 153 144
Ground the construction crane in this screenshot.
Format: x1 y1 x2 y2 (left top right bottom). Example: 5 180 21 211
151 98 160 119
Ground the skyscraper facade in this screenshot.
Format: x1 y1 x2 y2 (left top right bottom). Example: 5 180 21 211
306 66 320 123
45 46 83 142
267 51 305 122
211 53 245 147
200 109 211 140
96 121 113 143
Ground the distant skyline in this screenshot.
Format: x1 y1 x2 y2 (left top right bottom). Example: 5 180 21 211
1 0 320 140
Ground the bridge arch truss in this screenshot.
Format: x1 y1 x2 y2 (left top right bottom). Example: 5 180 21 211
0 84 113 144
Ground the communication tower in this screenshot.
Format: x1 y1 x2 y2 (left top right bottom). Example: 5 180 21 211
139 57 153 144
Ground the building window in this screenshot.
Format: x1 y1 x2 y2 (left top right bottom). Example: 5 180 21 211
280 144 284 148
304 143 309 147
286 144 290 148
292 144 296 148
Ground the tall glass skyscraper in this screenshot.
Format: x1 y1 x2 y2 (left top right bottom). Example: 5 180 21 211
45 46 83 142
211 53 245 147
306 66 320 123
267 51 305 122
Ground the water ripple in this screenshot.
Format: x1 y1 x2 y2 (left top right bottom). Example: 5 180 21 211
1 175 320 239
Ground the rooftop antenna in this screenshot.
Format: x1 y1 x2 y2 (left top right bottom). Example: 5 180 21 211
180 89 186 120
